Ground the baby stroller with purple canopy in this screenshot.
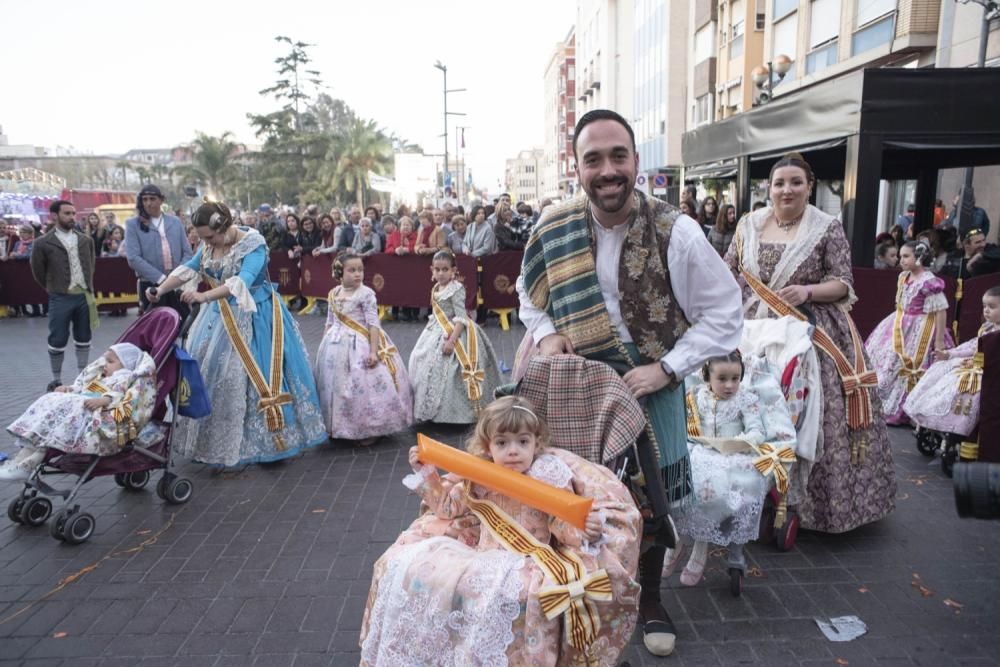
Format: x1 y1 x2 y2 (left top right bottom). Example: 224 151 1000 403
6 307 198 544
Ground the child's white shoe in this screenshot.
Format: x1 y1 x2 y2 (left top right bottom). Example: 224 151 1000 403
0 447 44 482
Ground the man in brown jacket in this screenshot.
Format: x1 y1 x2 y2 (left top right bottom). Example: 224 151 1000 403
30 199 96 391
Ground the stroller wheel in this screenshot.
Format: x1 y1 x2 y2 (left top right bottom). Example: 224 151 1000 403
113 473 126 487
20 496 52 527
776 513 799 552
941 447 957 478
915 428 941 457
163 477 193 505
62 511 96 545
7 497 26 524
50 509 71 541
728 567 743 597
122 471 150 491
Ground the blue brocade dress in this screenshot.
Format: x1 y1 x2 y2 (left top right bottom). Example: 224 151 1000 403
170 228 327 466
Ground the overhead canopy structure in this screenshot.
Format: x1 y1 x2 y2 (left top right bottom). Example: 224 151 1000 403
682 68 1000 264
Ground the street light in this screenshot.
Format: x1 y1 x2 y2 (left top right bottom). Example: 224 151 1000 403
751 54 792 106
434 60 466 204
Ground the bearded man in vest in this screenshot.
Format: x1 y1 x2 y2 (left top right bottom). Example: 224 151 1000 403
517 109 743 657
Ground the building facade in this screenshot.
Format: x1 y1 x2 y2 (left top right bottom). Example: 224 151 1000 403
576 0 635 118
505 149 545 205
542 29 578 201
633 0 689 203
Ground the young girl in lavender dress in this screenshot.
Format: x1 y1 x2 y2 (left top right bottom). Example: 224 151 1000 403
314 252 412 446
407 250 502 423
904 287 1000 438
668 352 773 586
864 240 953 425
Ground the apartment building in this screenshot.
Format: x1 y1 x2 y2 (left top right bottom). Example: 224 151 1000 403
576 0 634 118
633 0 689 202
505 148 545 206
542 29 578 201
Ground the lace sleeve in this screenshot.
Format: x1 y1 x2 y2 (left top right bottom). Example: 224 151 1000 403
361 288 380 328
921 277 948 313
223 276 257 312
737 390 766 446
406 469 468 519
820 222 858 308
450 284 468 326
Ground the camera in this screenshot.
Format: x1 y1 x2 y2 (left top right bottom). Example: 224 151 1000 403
953 462 1000 520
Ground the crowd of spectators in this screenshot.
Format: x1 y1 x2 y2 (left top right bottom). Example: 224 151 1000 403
873 193 998 279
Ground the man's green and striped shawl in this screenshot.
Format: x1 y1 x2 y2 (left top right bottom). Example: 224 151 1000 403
521 198 621 360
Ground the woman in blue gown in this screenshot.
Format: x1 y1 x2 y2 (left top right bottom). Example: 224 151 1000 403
148 201 326 467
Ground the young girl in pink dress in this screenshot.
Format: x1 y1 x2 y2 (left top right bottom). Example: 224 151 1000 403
314 252 412 446
904 286 1000 437
865 240 953 425
360 396 642 666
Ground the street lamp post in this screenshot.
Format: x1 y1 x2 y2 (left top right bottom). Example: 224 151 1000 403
455 125 471 203
434 60 466 204
751 55 792 106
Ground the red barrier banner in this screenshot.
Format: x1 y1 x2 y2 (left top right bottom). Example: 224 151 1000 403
93 256 139 309
480 251 522 311
362 254 477 310
267 251 302 296
300 254 338 298
958 273 1000 342
0 260 48 305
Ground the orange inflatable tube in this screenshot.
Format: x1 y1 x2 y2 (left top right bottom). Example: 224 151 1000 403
417 433 593 529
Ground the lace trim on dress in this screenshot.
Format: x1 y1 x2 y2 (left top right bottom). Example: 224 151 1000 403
922 290 948 314
527 453 574 489
360 537 524 667
224 276 256 312
201 228 266 281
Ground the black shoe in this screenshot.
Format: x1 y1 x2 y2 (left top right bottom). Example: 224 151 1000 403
638 605 677 656
46 380 61 392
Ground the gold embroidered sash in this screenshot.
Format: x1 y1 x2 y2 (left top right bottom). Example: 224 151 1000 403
463 484 612 652
892 274 936 392
431 290 484 406
332 300 401 392
208 276 291 451
751 443 796 495
685 393 701 437
741 270 877 431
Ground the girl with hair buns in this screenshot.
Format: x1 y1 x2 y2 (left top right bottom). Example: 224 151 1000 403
725 152 896 533
864 240 953 425
148 200 326 467
313 251 412 446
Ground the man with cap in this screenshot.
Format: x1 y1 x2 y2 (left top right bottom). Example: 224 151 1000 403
124 184 192 317
257 203 285 251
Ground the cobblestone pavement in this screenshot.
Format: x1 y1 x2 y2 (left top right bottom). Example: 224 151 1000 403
1 310 999 667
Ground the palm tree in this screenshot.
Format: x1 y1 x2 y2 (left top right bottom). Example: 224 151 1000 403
323 118 392 206
172 132 243 201
114 160 132 189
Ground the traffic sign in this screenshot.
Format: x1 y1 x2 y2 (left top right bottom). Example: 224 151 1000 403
653 174 668 188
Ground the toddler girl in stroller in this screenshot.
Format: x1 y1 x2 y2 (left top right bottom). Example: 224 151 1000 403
1 342 156 480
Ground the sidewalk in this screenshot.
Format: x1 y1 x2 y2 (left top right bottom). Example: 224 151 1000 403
0 312 998 666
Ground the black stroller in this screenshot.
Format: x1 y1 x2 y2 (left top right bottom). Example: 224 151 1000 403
7 307 199 544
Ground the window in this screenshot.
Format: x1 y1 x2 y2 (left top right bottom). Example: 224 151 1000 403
756 0 766 29
810 0 841 48
772 13 799 62
695 24 715 63
856 0 893 26
773 0 797 20
851 13 894 54
806 40 839 73
692 93 713 126
731 32 744 58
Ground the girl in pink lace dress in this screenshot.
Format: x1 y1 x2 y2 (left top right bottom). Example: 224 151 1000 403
360 397 642 666
864 241 953 425
314 252 412 445
904 287 1000 436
